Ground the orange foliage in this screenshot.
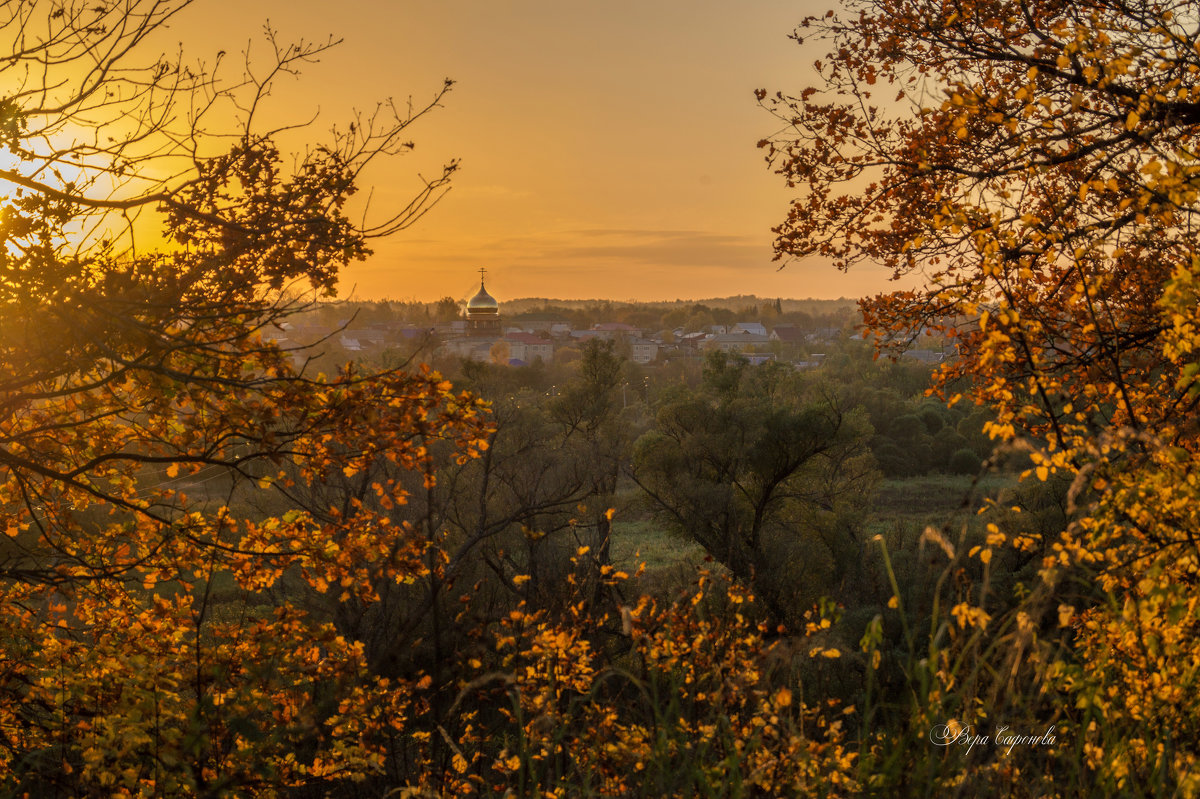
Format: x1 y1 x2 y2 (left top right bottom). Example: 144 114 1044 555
0 2 479 793
0 345 491 793
762 0 1200 792
393 572 858 797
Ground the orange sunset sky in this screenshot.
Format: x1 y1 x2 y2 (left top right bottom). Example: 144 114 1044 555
183 0 901 303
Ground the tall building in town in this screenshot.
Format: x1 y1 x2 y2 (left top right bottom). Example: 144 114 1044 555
466 268 501 338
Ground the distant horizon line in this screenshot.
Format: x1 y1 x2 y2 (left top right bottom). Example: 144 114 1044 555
330 294 866 306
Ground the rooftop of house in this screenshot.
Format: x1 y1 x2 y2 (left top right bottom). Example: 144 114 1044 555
710 332 770 343
505 332 551 346
770 327 807 342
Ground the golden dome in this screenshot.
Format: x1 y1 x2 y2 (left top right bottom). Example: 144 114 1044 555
467 280 499 315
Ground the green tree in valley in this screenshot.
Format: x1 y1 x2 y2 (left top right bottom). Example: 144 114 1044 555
550 339 630 570
632 352 876 624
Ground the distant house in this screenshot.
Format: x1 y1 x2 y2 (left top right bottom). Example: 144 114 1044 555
395 325 435 340
705 332 771 353
342 328 386 348
808 327 842 342
732 322 768 336
591 322 641 340
769 325 807 344
282 323 323 346
439 337 492 361
629 337 659 365
505 331 554 363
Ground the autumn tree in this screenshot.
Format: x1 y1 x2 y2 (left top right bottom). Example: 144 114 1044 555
762 0 1200 790
294 387 610 675
0 1 490 794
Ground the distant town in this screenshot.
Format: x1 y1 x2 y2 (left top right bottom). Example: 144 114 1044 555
264 275 954 372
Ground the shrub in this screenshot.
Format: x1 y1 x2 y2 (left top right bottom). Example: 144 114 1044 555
949 448 983 475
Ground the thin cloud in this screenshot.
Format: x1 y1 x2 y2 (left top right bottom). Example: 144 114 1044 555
392 228 770 269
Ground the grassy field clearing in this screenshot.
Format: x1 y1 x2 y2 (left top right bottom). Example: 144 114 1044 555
611 474 1017 571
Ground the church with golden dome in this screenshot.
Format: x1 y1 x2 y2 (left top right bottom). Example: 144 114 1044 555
439 268 557 364
466 268 502 338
